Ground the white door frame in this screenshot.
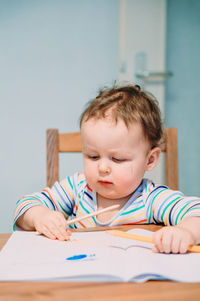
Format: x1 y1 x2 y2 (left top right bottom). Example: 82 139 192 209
118 0 167 184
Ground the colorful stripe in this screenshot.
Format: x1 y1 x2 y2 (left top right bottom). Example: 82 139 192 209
13 173 200 230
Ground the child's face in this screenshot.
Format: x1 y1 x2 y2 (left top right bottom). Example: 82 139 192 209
81 117 160 202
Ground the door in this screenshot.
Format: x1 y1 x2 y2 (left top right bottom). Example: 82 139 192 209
118 0 168 184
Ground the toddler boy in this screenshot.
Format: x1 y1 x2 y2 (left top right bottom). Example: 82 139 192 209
14 84 200 254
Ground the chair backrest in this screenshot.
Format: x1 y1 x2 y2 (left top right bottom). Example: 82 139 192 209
46 128 178 190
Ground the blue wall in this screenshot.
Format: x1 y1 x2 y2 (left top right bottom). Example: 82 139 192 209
0 0 119 233
1 0 199 233
166 0 200 195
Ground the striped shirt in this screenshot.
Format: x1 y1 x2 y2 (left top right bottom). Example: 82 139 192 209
14 172 200 229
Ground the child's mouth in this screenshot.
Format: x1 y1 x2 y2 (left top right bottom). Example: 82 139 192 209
98 180 113 186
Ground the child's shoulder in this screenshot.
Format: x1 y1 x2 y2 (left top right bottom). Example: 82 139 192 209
142 178 169 194
61 172 88 189
142 178 184 198
76 172 87 183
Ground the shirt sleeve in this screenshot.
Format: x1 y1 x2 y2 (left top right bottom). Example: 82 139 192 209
13 173 82 229
144 183 200 226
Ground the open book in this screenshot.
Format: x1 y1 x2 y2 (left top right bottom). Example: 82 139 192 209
0 229 200 282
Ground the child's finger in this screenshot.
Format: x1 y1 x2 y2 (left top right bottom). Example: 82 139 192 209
152 245 159 253
54 219 71 239
42 226 57 240
56 226 71 241
49 225 70 241
44 215 68 240
179 241 189 254
160 232 172 254
153 230 164 253
54 214 71 233
171 236 181 253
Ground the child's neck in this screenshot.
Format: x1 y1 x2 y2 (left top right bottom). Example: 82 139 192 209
96 194 130 223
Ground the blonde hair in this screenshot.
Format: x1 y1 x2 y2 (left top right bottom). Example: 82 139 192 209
80 84 164 148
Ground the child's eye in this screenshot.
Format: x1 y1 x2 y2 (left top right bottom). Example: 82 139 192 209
88 155 99 160
112 157 126 163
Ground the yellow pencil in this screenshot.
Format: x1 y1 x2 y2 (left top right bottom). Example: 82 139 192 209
107 230 200 254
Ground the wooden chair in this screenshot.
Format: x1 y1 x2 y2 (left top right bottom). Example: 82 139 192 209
46 128 178 190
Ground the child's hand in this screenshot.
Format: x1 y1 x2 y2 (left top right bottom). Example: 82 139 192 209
152 226 195 254
31 206 71 241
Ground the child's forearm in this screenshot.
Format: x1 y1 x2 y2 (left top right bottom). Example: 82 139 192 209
178 216 200 244
16 206 71 240
16 206 49 231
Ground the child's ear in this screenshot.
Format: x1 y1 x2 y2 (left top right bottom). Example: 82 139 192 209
145 147 161 172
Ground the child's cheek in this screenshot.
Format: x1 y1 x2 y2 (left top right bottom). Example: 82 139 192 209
114 166 133 184
84 162 96 185
115 166 137 189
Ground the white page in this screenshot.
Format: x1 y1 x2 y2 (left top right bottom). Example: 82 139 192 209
1 229 200 282
109 229 200 282
0 231 127 281
0 230 153 281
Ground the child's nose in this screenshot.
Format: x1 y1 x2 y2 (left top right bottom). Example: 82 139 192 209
98 159 111 174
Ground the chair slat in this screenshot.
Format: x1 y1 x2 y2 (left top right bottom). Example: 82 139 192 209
46 129 59 187
59 132 82 152
164 128 178 190
46 128 178 190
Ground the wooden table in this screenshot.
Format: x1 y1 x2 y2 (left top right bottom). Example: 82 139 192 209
1 225 200 301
